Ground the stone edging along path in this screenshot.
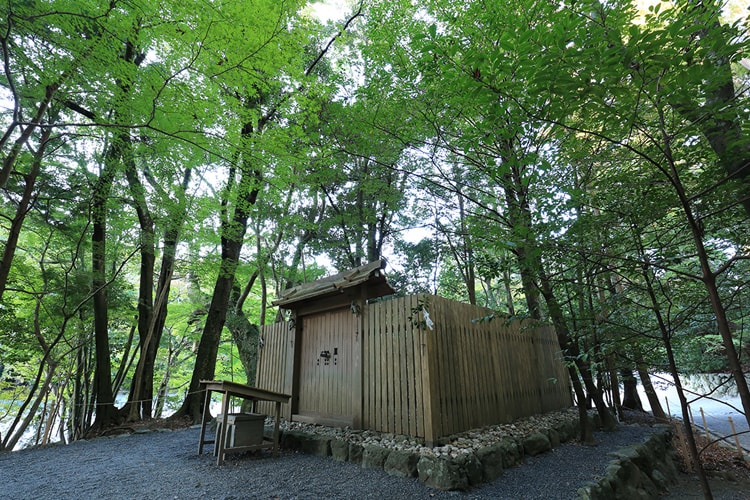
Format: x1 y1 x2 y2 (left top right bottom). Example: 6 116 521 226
576 427 678 499
262 410 678 496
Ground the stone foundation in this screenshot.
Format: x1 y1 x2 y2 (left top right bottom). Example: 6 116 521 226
267 414 677 497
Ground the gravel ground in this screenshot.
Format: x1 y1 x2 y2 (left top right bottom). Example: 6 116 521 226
0 425 660 499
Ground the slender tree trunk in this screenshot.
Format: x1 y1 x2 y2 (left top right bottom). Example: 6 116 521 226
501 160 541 318
137 167 192 418
0 84 57 188
174 162 260 422
569 366 595 444
539 267 618 431
620 368 644 411
226 284 261 387
0 127 50 299
502 267 515 316
640 260 713 499
123 146 156 420
3 362 57 451
112 323 138 395
607 358 623 420
637 363 668 422
660 114 750 428
71 339 89 441
90 145 119 430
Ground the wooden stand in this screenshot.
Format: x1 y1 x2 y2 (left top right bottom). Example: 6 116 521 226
197 380 291 465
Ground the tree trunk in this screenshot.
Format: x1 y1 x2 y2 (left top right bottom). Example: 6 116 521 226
0 83 58 188
123 146 156 421
539 267 618 431
607 359 623 420
90 146 119 430
145 168 193 417
672 3 750 216
0 127 49 300
225 290 260 387
662 123 750 429
2 363 57 451
620 368 644 412
501 160 542 319
569 366 595 444
637 364 668 422
641 263 713 498
173 163 260 422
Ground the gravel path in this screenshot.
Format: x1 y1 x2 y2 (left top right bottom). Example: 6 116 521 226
0 425 658 499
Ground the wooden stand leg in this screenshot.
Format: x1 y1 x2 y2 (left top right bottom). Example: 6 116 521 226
198 387 211 455
273 401 282 456
216 393 230 465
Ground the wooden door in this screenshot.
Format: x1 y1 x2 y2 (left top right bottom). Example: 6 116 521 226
296 309 356 426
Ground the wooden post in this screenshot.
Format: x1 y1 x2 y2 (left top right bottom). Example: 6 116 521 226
727 416 745 460
284 313 301 421
699 407 710 441
420 295 440 446
351 291 365 429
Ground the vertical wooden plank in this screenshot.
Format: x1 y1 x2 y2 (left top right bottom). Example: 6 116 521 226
438 296 453 436
352 294 364 428
447 297 462 435
375 299 384 432
411 295 424 438
463 303 477 429
456 299 468 433
400 296 410 435
324 312 332 416
401 296 414 436
394 297 405 435
469 305 485 428
289 315 302 420
433 296 454 436
389 297 398 435
419 294 437 444
362 302 370 428
485 315 497 423
367 300 377 430
331 312 338 415
464 305 477 429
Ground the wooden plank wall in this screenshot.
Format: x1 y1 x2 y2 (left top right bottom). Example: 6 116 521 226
257 294 571 441
362 294 425 437
424 295 571 439
254 321 292 416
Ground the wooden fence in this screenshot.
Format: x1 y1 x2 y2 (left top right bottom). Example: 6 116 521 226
256 294 571 443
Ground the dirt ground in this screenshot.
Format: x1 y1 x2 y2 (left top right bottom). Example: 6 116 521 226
663 472 750 499
664 425 750 499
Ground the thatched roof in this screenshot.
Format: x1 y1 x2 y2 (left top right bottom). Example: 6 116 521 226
273 259 395 309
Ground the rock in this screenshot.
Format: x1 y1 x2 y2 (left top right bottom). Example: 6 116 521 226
498 437 523 468
383 449 419 477
281 430 306 451
548 428 560 448
417 455 468 491
348 442 364 464
362 444 390 469
522 431 551 456
330 438 348 462
457 452 483 486
475 443 504 481
301 434 331 457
